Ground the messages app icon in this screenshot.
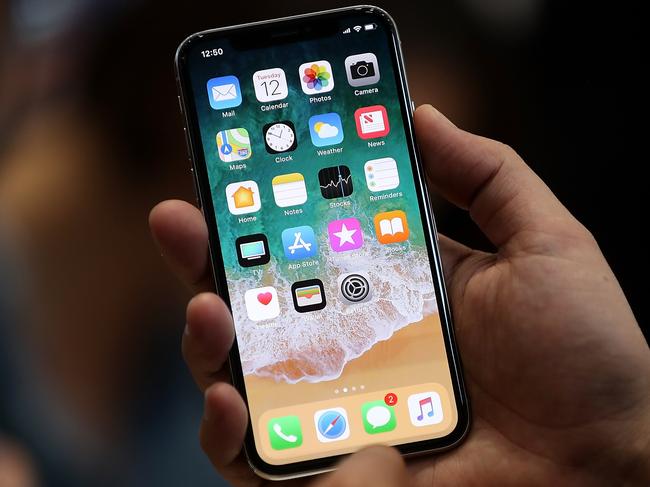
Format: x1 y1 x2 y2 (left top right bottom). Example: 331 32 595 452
362 400 396 434
206 75 242 110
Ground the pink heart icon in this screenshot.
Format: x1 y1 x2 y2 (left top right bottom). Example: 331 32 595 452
257 292 273 305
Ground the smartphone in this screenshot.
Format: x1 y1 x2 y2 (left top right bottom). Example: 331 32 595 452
175 5 469 480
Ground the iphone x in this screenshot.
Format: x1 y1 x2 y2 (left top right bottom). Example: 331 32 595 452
175 5 469 480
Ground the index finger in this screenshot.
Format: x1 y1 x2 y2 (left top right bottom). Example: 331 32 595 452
414 105 589 250
149 199 214 293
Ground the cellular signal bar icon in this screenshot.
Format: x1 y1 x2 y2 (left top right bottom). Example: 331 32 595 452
342 27 351 34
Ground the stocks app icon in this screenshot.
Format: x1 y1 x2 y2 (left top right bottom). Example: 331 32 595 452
318 165 353 199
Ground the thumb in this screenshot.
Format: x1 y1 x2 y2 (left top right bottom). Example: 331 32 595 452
313 446 407 487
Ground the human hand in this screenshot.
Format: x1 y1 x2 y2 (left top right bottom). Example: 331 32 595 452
149 105 650 486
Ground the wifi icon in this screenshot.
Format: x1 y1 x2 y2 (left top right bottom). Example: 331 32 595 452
353 25 362 32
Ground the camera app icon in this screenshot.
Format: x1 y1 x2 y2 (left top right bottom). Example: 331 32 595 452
344 53 380 87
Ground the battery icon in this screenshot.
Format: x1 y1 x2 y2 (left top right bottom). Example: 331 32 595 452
364 23 377 31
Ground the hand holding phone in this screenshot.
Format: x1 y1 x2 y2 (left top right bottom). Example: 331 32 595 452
151 102 650 486
162 5 650 485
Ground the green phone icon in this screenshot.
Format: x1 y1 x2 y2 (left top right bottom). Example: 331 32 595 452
362 401 396 434
268 415 303 450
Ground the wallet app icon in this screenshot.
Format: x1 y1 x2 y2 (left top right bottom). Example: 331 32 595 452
207 75 242 110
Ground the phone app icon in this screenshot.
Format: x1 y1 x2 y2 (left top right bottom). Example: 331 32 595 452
281 226 318 260
314 408 350 443
291 279 326 313
355 105 390 139
328 217 363 252
309 113 344 147
374 210 409 244
236 234 270 267
206 75 242 110
364 158 399 192
407 391 444 427
337 272 372 305
252 67 288 102
268 415 303 450
225 180 261 215
299 60 334 94
272 173 307 207
362 400 396 434
244 286 280 321
318 165 353 199
216 128 252 162
345 53 380 87
263 120 297 154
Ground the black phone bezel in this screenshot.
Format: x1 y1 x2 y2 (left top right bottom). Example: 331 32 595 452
175 5 470 479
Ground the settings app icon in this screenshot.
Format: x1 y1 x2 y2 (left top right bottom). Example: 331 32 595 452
337 272 372 304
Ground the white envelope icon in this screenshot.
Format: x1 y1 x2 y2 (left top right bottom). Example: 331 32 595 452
212 83 237 102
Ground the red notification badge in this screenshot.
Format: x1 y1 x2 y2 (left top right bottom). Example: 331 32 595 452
384 392 397 406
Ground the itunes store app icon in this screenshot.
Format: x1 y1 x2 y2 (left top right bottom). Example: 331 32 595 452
244 286 280 321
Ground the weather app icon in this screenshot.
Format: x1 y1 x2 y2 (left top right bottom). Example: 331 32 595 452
309 112 344 147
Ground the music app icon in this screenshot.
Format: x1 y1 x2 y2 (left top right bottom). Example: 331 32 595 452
407 391 443 427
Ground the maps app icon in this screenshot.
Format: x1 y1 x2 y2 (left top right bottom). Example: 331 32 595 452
216 128 252 163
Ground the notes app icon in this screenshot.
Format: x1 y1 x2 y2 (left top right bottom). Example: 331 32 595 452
272 173 307 207
407 392 443 427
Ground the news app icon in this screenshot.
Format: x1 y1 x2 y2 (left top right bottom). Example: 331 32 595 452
355 105 390 139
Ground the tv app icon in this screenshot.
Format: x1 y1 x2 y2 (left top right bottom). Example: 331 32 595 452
291 279 326 313
235 234 270 267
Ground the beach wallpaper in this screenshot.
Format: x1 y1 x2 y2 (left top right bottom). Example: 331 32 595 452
187 22 457 462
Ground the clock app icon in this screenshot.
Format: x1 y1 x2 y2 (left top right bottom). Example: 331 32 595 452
263 121 297 154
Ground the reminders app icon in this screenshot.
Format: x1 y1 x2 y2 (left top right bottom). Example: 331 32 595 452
206 75 242 110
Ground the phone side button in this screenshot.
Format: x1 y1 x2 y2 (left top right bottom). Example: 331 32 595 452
411 99 416 112
189 167 202 208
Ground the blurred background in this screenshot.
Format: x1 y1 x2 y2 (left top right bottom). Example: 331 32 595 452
0 0 644 485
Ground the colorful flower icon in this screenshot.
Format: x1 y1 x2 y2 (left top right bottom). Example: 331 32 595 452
299 60 335 94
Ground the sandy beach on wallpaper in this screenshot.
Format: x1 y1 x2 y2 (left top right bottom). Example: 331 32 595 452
245 313 452 409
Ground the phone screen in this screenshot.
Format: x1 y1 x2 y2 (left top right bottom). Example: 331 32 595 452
177 7 467 474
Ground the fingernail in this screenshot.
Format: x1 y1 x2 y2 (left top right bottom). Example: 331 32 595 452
183 323 190 337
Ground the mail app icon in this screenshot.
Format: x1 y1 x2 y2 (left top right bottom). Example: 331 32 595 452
206 75 242 110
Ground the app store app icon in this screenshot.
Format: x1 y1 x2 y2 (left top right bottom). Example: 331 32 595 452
282 226 318 260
